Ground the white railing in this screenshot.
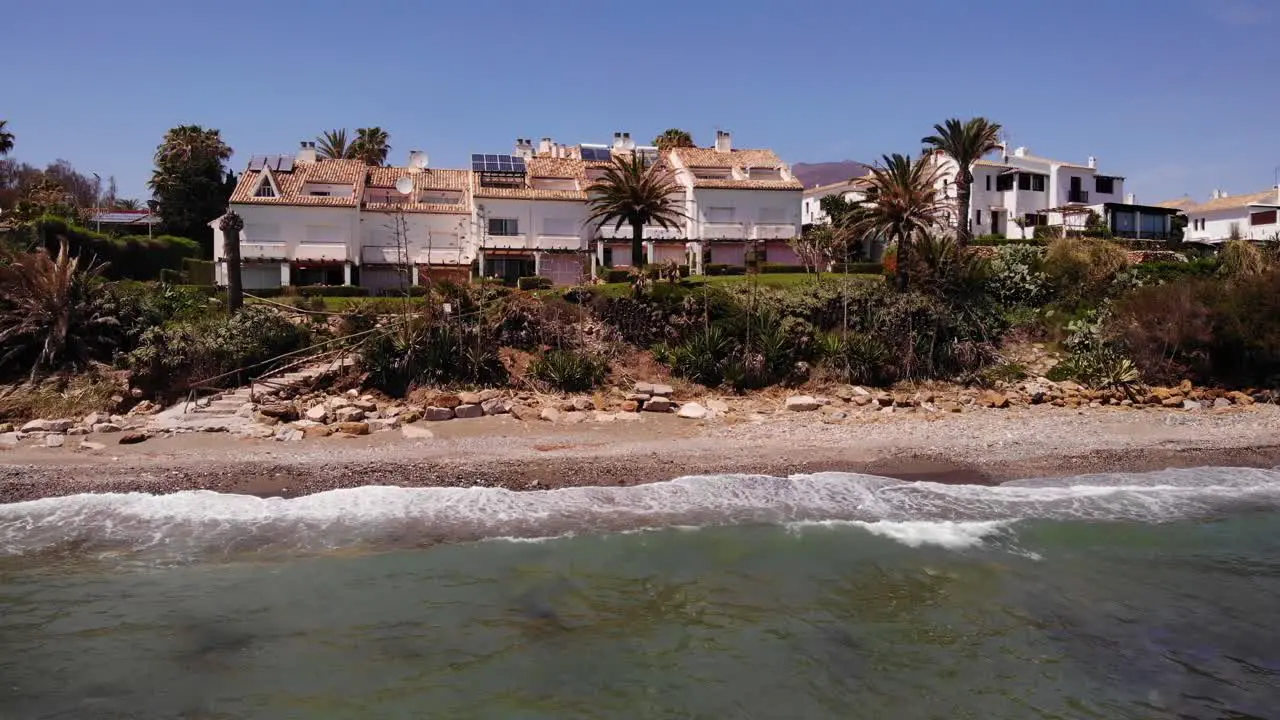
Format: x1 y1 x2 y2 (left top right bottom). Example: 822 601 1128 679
752 223 797 240
295 243 348 261
703 222 747 239
535 235 588 251
239 241 288 260
595 224 685 241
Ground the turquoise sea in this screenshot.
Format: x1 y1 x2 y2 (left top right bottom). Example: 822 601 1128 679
2 468 1279 718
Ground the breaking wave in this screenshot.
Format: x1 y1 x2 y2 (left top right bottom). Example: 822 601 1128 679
2 467 1279 559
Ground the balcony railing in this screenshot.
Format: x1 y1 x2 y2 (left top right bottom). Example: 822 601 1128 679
295 243 348 261
1068 190 1090 204
752 223 797 240
596 224 684 241
703 222 747 239
239 241 288 260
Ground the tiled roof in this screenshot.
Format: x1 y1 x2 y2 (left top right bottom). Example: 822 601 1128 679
230 159 367 207
671 146 786 169
973 159 1017 169
1184 188 1280 214
803 176 873 196
1154 197 1197 211
691 178 803 191
473 156 588 200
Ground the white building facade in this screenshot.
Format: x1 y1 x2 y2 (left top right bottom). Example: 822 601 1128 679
1171 187 1280 244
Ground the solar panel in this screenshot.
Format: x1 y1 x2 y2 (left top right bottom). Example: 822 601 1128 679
472 154 526 174
580 146 612 162
248 155 266 171
277 155 294 172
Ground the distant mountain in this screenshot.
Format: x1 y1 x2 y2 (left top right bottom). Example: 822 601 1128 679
791 160 873 189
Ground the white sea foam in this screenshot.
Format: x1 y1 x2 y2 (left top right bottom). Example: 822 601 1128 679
3 467 1280 558
791 519 1008 550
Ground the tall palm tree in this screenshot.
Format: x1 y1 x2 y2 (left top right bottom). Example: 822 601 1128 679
219 211 245 313
921 117 1003 246
315 129 353 160
586 154 687 268
351 127 391 166
845 153 947 291
653 128 695 151
0 120 13 156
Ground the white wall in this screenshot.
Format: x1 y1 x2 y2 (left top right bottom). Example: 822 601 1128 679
215 204 358 265
802 187 865 226
1187 207 1280 243
360 211 471 265
691 188 800 240
476 199 590 251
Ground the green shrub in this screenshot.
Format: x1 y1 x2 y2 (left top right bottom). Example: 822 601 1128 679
183 258 216 285
125 305 311 393
704 263 746 276
986 244 1049 306
295 285 369 297
831 262 884 275
817 332 893 386
516 276 553 291
971 234 1045 247
176 284 219 296
602 269 631 283
530 349 608 392
359 320 506 397
1043 237 1130 307
1131 257 1219 285
24 216 201 281
1218 240 1268 278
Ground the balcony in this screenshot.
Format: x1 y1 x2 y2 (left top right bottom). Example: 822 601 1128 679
595 224 684 241
239 241 288 260
752 223 797 240
1068 190 1090 204
295 243 348 261
362 246 409 264
703 222 747 240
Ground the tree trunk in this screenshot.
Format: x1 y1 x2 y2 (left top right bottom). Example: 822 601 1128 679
955 172 972 247
226 227 243 313
895 236 910 292
631 221 646 268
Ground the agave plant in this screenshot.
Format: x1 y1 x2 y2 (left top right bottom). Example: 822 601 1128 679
0 240 118 380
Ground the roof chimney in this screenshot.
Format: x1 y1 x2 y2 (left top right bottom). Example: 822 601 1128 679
538 137 553 155
612 132 632 152
1013 146 1028 158
514 138 534 159
715 130 733 153
407 150 428 170
1125 192 1135 205
1211 188 1221 200
1087 156 1097 169
296 141 317 164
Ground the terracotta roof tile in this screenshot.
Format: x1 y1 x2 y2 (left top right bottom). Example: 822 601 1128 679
230 159 366 207
1185 188 1280 214
473 156 588 200
1154 197 1197 210
690 178 803 191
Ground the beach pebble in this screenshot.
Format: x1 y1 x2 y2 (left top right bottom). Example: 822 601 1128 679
454 404 484 419
401 424 434 439
677 402 708 420
785 396 820 412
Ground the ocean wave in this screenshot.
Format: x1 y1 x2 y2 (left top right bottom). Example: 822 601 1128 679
3 467 1280 558
789 519 1009 550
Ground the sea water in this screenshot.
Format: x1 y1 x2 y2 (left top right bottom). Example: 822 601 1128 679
2 469 1279 718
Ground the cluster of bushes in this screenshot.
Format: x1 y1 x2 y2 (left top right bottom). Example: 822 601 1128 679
516 276 553 291
830 262 884 275
703 263 747 276
17 216 200 281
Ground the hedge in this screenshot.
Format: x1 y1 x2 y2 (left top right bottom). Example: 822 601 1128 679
517 276 554 291
758 262 802 274
183 258 216 285
603 269 631 283
704 263 747 276
832 262 884 275
26 216 201 281
295 285 370 297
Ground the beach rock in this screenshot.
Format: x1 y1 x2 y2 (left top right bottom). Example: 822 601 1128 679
368 418 400 432
557 399 577 412
851 395 872 406
677 402 708 419
481 398 510 415
292 419 322 429
254 413 281 426
510 405 540 421
92 422 122 434
706 399 729 413
873 392 893 407
130 400 161 416
236 403 255 418
1213 397 1232 409
0 433 18 446
351 399 378 413
66 427 89 436
824 410 848 421
625 393 651 403
594 412 617 423
893 394 914 408
81 412 104 427
78 441 106 451
650 384 675 398
274 427 304 443
979 391 1009 409
44 434 66 448
785 395 820 412
334 422 370 436
938 401 963 413
20 419 49 433
303 425 333 439
634 382 655 395
0 423 11 434
1179 379 1194 394
398 410 422 424
880 405 896 414
563 411 588 424
1161 396 1184 408
454 404 484 419
1151 387 1173 401
619 400 640 413
479 389 501 402
334 406 366 423
401 423 434 439
1228 391 1255 406
239 424 275 439
118 432 149 445
1182 399 1202 410
433 394 462 409
423 407 454 421
328 397 352 410
256 403 298 422
304 405 329 422
572 397 594 411
834 386 855 401
458 391 483 405
539 408 562 422
644 397 674 413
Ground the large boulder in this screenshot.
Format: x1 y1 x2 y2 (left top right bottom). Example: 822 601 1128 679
334 406 366 423
510 405 540 421
677 402 708 419
454 404 484 419
481 398 510 415
458 391 483 405
334 422 370 436
433 394 463 410
423 407 454 421
304 405 329 423
257 404 298 422
92 422 122 434
643 397 674 413
785 396 820 412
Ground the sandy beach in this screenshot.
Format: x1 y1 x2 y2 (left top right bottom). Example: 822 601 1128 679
3 402 1280 502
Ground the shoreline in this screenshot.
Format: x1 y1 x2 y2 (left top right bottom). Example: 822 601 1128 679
4 405 1280 503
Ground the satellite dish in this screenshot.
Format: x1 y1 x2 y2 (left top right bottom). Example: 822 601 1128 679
395 176 414 195
410 152 429 169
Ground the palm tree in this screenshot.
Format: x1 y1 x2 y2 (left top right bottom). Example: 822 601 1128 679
845 153 947 291
653 128 695 151
586 154 687 269
921 117 1003 246
0 120 13 156
351 127 391 166
113 198 142 210
219 211 245 313
315 129 353 160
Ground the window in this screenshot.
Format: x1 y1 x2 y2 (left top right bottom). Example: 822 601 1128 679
976 209 983 226
996 174 1014 192
1229 221 1242 238
1251 210 1277 226
707 207 734 223
985 175 991 192
488 218 519 236
1095 176 1116 195
603 247 613 267
1032 175 1046 192
309 191 330 197
1023 213 1048 227
758 207 786 223
254 177 276 198
1018 174 1031 191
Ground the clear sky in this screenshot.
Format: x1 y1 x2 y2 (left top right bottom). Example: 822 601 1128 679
5 0 1278 203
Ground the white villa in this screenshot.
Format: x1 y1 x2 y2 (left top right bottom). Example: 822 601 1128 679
1160 187 1280 244
929 145 1179 241
212 130 803 290
801 177 872 226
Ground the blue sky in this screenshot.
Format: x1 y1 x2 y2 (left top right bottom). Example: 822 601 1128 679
5 0 1277 203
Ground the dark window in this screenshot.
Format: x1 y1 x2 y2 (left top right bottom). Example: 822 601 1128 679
1018 174 1031 191
985 175 991 191
254 179 276 198
1023 213 1048 227
602 247 614 267
976 209 983 226
488 218 519 236
1251 210 1277 226
1032 175 1046 192
996 174 1014 192
1095 176 1116 195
